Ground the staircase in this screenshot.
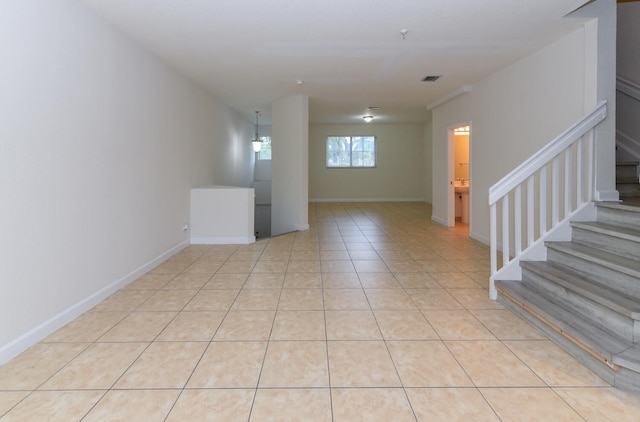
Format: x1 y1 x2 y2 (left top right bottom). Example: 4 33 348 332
617 161 640 202
495 202 640 393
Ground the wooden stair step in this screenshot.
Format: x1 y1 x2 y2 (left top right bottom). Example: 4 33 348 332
572 221 640 242
546 241 640 279
615 345 640 373
617 177 640 183
620 197 640 207
616 162 639 181
520 261 640 318
597 201 640 212
495 279 631 365
618 184 640 197
571 221 640 261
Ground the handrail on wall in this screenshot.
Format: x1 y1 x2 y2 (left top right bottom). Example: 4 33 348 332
488 101 607 299
617 76 640 103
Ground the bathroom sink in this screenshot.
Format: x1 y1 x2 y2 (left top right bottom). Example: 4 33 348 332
454 181 469 194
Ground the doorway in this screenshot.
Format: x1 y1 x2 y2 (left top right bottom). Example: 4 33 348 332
448 124 471 233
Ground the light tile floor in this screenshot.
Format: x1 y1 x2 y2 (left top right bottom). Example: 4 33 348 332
2 202 640 421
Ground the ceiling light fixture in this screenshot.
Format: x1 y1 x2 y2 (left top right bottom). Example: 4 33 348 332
363 107 379 123
251 111 263 152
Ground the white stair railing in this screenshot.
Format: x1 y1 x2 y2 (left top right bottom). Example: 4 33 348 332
489 101 607 299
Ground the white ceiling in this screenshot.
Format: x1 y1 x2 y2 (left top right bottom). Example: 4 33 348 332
81 0 590 124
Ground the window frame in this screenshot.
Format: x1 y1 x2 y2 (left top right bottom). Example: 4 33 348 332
325 135 377 168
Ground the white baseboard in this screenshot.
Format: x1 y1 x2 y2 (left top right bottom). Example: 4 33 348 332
470 232 490 246
294 224 310 231
0 240 189 365
309 197 426 203
430 215 448 226
191 236 255 244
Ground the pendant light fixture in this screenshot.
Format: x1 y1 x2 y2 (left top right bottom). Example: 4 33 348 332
251 111 263 152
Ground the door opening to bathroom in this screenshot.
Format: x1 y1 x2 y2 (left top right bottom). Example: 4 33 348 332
448 124 470 234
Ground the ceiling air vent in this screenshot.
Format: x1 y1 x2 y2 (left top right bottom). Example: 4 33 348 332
422 75 441 82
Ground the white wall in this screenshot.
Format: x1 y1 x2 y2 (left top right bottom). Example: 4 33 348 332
616 1 640 161
617 3 640 81
423 121 433 203
431 93 472 226
454 135 470 180
211 108 256 188
470 27 589 242
272 94 309 235
0 0 253 363
432 25 592 241
309 123 428 201
572 0 617 200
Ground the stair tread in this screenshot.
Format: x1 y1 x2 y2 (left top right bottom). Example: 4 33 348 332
495 280 631 359
615 344 640 372
620 197 640 207
546 241 640 276
521 261 640 318
596 201 640 212
571 221 640 242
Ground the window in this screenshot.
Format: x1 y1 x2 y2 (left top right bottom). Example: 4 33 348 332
326 136 376 168
258 137 271 160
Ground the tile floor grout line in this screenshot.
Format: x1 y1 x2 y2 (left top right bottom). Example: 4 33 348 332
320 269 336 422
5 203 640 419
53 265 195 420
246 241 288 422
371 301 420 422
129 244 239 421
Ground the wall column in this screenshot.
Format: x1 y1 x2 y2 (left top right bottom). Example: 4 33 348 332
271 94 309 236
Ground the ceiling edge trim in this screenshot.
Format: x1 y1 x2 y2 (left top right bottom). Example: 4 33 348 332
427 84 473 110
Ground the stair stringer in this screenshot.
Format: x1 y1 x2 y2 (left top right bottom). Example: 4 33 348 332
489 201 597 300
